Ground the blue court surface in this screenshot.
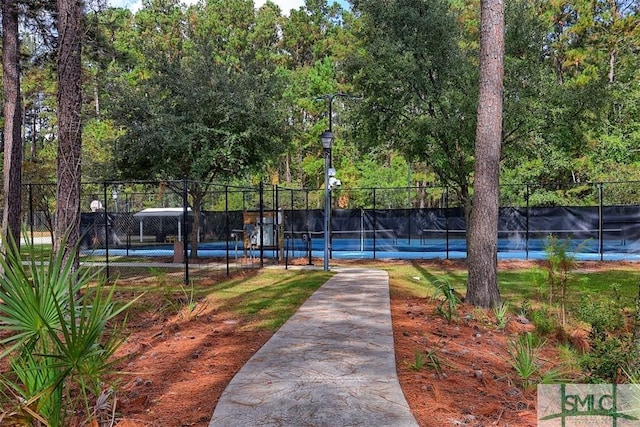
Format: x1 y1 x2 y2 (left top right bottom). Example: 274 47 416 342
82 236 640 262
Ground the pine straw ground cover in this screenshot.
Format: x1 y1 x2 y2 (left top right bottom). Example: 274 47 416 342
4 258 638 426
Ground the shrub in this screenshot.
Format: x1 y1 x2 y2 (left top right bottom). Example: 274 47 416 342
577 294 625 339
0 233 138 426
575 285 630 383
544 236 580 326
530 307 558 337
580 334 631 383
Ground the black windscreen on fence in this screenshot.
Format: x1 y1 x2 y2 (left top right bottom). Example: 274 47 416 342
264 206 639 239
312 206 632 255
195 205 640 258
36 203 640 259
21 180 640 286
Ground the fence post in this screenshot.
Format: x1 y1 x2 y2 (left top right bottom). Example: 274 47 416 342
290 189 294 258
225 185 230 276
445 188 449 259
183 177 189 285
259 181 264 268
275 184 280 262
125 191 130 257
306 189 312 265
408 186 412 245
103 181 110 281
525 184 530 260
373 187 377 260
329 189 333 261
599 183 603 261
28 184 34 242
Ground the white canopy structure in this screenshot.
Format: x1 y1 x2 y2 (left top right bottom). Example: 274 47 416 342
133 208 192 242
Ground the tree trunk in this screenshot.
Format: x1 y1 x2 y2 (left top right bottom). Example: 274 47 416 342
2 0 23 249
608 49 616 83
31 113 38 159
285 153 292 184
466 0 504 309
54 0 84 267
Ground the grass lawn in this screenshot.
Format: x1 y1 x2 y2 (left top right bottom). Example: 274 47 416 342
383 261 640 310
4 257 639 426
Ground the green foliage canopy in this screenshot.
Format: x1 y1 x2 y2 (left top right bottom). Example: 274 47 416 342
108 0 286 184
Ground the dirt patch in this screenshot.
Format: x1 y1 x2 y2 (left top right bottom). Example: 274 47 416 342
105 260 627 425
112 303 273 426
391 296 540 426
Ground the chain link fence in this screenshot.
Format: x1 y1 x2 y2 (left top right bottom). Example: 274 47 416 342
20 180 640 283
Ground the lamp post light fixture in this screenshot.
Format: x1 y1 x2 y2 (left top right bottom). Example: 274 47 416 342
321 130 333 271
316 93 360 261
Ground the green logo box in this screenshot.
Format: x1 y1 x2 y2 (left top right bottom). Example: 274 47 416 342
538 384 640 426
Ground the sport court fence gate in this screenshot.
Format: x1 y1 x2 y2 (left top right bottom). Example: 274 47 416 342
22 179 640 283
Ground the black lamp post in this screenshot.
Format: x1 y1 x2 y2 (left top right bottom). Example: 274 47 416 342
321 130 333 271
316 93 359 261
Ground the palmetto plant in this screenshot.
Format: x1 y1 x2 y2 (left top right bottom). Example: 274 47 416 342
505 332 540 392
432 279 461 323
493 301 509 329
504 331 563 392
407 348 443 375
0 233 137 426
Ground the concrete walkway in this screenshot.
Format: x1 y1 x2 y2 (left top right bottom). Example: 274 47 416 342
209 268 418 427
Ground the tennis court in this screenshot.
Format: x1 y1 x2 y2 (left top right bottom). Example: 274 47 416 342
83 231 640 262
84 202 640 263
